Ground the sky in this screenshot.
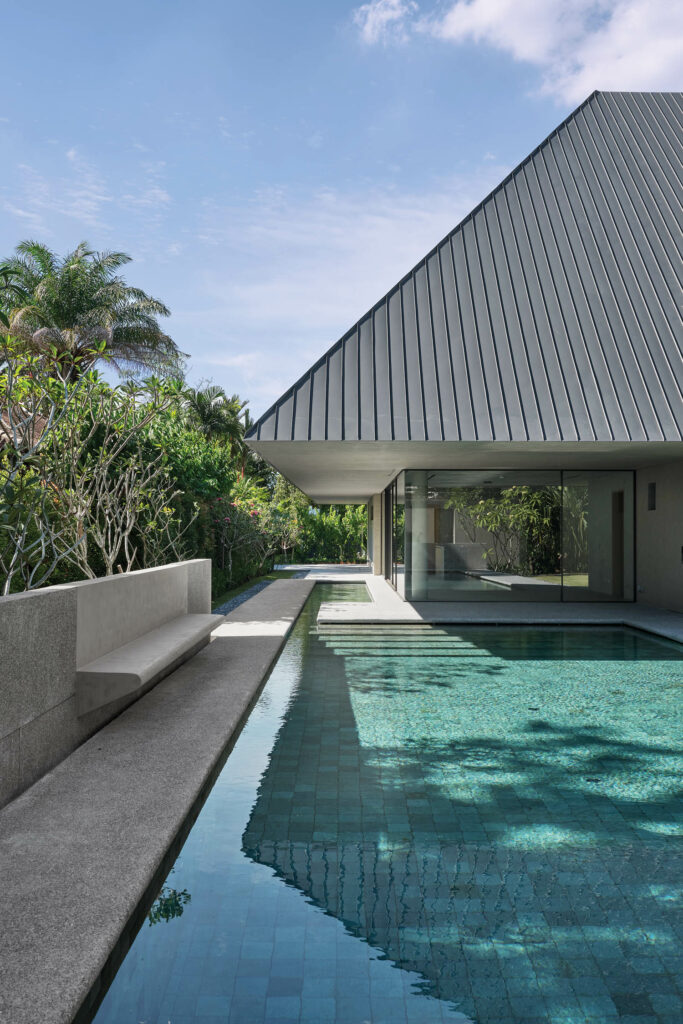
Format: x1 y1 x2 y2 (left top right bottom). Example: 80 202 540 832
2 0 682 418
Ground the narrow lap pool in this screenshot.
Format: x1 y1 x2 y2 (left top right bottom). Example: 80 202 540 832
91 585 683 1024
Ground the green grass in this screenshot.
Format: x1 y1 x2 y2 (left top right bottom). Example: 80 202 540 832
212 570 297 611
533 573 589 587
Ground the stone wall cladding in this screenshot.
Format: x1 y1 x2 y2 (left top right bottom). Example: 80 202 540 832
0 559 211 807
636 459 683 614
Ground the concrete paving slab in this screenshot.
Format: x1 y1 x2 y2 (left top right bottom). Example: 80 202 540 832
0 579 315 1024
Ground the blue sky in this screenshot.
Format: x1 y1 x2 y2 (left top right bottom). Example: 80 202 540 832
2 0 681 416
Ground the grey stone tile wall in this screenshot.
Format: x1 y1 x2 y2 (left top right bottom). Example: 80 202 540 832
0 559 211 808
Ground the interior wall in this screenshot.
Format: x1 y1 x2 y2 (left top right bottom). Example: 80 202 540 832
636 459 683 613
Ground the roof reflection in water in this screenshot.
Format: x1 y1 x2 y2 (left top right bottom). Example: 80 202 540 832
243 619 683 1023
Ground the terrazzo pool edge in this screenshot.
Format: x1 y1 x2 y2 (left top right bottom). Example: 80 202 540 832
0 579 316 1024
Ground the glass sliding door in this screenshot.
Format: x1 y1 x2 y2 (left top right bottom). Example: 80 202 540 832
384 473 406 596
386 468 635 603
392 472 405 596
403 470 563 602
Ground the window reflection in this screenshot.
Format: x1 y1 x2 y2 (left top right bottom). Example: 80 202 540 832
387 470 634 603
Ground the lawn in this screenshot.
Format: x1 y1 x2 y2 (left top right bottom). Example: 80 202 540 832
533 573 589 587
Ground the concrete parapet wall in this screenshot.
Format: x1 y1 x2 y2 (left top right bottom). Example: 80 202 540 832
0 560 211 808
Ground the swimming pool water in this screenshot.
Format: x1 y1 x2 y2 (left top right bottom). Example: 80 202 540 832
92 585 683 1024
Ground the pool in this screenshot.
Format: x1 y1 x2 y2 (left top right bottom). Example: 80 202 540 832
91 585 683 1023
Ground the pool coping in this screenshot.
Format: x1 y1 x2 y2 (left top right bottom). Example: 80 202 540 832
314 573 683 646
0 579 316 1024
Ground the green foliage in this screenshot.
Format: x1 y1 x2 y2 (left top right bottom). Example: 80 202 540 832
1 241 370 597
446 485 563 575
303 505 368 563
181 384 245 445
151 418 237 499
147 886 191 926
0 240 183 378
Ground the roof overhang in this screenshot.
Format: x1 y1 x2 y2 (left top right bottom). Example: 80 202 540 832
247 440 683 503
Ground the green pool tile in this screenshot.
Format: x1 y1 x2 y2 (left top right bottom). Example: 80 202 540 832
93 585 683 1024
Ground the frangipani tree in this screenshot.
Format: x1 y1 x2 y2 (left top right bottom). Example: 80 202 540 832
0 339 194 593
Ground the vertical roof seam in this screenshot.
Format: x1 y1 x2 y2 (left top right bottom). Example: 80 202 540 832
577 107 683 417
436 245 462 439
424 254 446 440
496 186 558 440
461 227 495 439
550 130 651 439
410 269 429 439
385 292 395 441
371 312 379 441
509 171 583 440
446 235 477 438
481 201 532 440
534 143 625 439
399 285 412 441
340 336 346 441
470 210 514 438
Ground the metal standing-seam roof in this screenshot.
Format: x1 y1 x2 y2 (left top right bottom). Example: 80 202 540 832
247 91 683 446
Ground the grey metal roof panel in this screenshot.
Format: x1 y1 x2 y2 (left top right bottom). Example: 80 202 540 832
247 91 683 445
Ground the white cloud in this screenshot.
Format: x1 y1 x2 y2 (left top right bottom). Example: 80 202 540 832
353 0 418 45
61 147 112 225
121 185 171 210
2 148 175 244
188 165 505 414
353 0 683 102
2 150 112 233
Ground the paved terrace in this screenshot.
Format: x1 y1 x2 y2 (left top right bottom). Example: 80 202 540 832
0 580 315 1024
282 564 683 645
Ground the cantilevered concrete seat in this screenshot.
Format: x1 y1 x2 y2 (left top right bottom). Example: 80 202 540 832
76 613 217 716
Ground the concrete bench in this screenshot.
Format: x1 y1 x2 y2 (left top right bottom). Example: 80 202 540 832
76 613 218 716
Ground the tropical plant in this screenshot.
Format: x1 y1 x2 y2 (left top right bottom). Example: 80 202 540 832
303 504 367 563
210 494 277 585
147 886 191 926
445 485 561 575
271 476 312 563
44 376 193 577
0 342 90 593
182 383 245 445
0 240 184 378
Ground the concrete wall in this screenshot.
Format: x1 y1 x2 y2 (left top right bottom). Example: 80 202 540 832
0 560 211 808
369 494 384 575
636 460 683 613
585 471 635 599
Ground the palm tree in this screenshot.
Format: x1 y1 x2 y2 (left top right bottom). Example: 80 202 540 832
234 407 265 479
183 384 246 446
0 240 184 377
